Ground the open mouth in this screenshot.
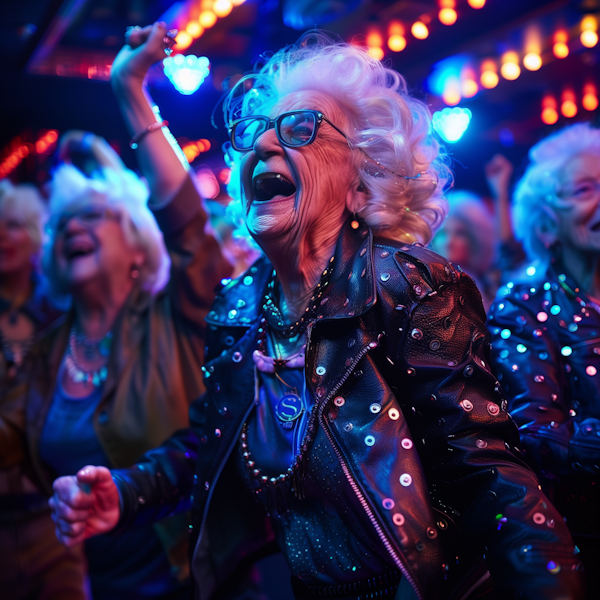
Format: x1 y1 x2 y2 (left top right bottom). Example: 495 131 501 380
252 173 296 201
64 241 95 260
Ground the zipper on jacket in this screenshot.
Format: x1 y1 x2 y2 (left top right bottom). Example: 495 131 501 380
314 341 423 600
458 569 490 600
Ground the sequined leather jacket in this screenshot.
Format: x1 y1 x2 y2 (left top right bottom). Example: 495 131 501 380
488 267 600 537
112 221 584 600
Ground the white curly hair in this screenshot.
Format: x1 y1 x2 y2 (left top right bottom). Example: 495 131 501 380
513 122 600 265
222 31 451 246
0 179 48 254
43 164 170 300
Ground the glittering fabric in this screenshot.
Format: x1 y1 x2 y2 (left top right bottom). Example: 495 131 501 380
239 420 394 585
240 330 394 586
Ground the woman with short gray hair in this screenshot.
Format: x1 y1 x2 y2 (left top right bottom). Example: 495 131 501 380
488 122 600 597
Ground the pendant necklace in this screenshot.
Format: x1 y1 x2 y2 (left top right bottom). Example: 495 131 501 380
273 370 304 429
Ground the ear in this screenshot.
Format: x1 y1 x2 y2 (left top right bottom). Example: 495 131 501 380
534 205 559 248
132 249 146 270
345 178 369 214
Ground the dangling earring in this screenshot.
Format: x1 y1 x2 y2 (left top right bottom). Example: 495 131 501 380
131 265 140 279
351 212 360 229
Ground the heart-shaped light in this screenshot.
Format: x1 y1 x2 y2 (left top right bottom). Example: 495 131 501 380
432 107 472 143
163 55 210 95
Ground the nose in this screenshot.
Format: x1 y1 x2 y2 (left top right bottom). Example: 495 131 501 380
62 214 88 237
252 126 282 160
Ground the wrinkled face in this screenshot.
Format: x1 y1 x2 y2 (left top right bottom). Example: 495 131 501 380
554 153 600 254
51 198 142 292
0 214 36 275
434 216 472 268
239 90 358 249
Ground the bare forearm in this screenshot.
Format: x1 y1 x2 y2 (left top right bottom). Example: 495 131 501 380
112 78 188 205
495 190 513 242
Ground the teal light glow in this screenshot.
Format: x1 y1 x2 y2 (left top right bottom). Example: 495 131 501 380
163 55 210 95
526 266 536 277
432 107 472 143
550 305 561 315
500 329 511 339
561 346 573 357
516 344 527 353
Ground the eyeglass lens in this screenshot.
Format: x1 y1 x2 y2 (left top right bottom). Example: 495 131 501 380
232 111 318 150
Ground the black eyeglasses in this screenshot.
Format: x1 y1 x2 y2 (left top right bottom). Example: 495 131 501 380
228 109 350 152
228 108 424 182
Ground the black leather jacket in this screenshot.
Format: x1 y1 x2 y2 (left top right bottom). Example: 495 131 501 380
488 266 600 537
112 222 583 600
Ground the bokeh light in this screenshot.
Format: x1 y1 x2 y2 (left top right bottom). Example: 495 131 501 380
213 0 233 18
581 30 598 48
561 99 577 118
467 0 486 7
367 47 384 60
175 31 193 51
523 53 542 71
541 107 559 125
583 85 599 111
199 11 217 28
432 107 472 143
439 8 457 26
500 53 520 80
388 35 406 52
163 55 210 95
186 22 203 38
411 21 429 40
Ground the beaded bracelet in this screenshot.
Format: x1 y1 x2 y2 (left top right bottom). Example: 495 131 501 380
129 120 169 149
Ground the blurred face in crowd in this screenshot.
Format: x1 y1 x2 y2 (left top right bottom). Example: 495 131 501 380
0 211 36 276
240 90 358 253
434 216 473 269
51 197 144 293
553 153 600 256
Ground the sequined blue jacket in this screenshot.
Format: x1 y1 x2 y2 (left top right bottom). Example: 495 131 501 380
488 267 600 539
112 221 584 600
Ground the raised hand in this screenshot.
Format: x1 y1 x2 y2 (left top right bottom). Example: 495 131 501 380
485 153 514 200
111 21 175 87
49 465 120 547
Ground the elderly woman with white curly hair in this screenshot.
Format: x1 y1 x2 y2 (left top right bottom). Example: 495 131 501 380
488 122 600 597
51 25 583 600
1 128 231 597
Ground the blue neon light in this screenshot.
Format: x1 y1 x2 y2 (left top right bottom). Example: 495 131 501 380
163 55 210 95
432 107 472 143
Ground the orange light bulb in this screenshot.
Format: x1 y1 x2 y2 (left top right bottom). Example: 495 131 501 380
523 53 542 71
387 35 407 52
175 31 193 50
199 11 217 28
467 0 486 8
583 93 599 111
213 0 233 18
541 107 559 125
411 21 429 40
439 8 457 26
581 30 598 48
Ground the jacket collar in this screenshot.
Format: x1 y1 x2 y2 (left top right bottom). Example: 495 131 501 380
207 218 377 328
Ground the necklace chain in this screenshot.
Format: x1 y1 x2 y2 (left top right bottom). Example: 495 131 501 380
65 326 113 387
257 256 335 364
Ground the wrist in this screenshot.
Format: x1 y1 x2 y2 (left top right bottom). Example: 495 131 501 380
111 71 147 97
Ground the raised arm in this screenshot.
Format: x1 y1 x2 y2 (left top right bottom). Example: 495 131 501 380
111 21 188 205
485 154 514 244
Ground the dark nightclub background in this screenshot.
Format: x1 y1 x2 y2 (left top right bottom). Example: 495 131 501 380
1 0 599 199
